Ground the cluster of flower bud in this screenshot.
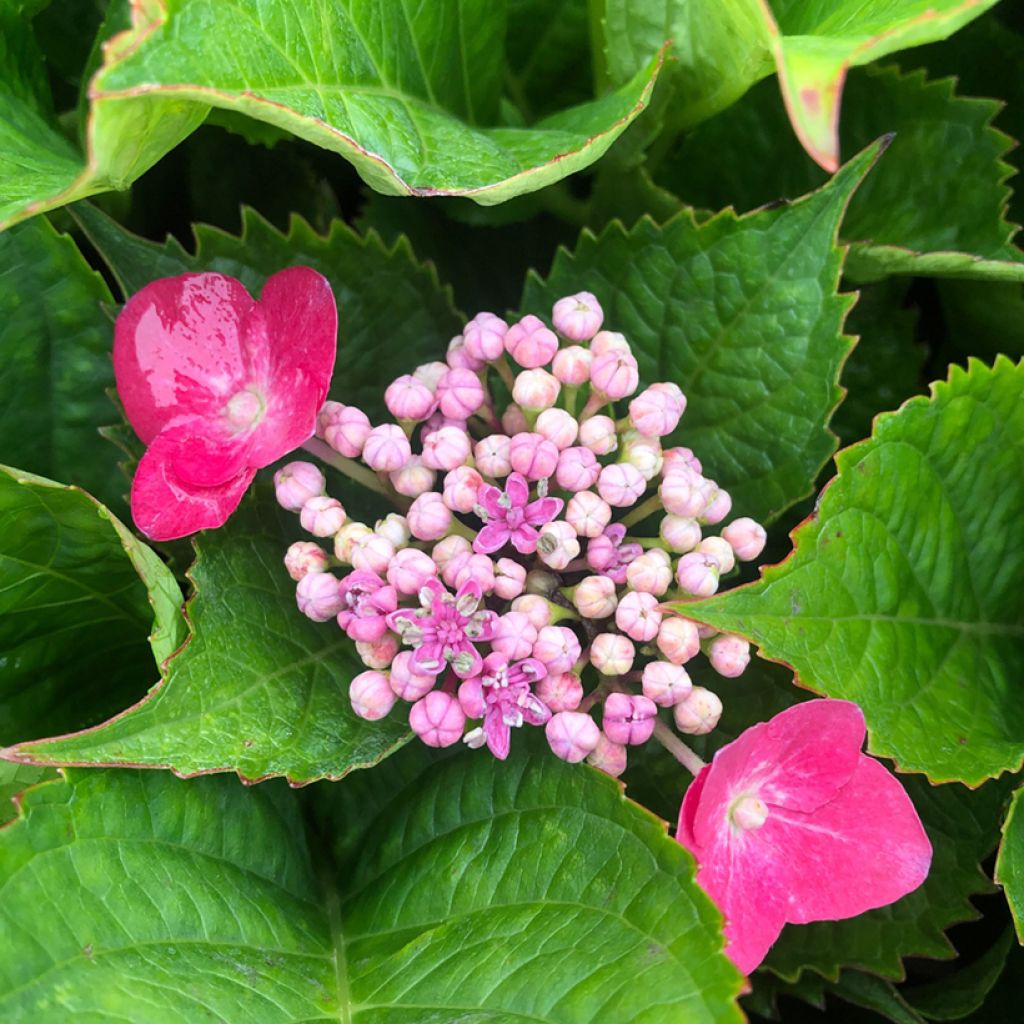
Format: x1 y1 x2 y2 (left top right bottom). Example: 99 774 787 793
276 291 767 769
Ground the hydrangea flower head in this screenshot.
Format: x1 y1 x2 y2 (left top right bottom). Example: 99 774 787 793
115 269 337 540
676 699 932 974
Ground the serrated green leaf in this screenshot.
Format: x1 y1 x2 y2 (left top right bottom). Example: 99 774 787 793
522 142 881 523
0 466 183 745
658 65 1024 283
681 357 1024 784
826 972 927 1024
6 496 409 783
1 0 664 227
996 786 1024 942
0 762 55 827
0 216 126 512
72 202 463 420
0 752 745 1021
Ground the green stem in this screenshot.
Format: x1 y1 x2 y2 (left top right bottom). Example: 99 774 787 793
652 719 705 777
493 357 516 393
301 438 395 501
620 493 662 528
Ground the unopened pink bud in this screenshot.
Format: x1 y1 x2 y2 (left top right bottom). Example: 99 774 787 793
284 541 329 581
551 345 592 386
535 671 583 713
590 330 631 357
408 492 452 541
409 691 466 747
436 367 485 420
625 551 673 596
446 333 484 371
555 446 601 492
697 536 735 574
657 616 701 664
385 374 436 421
700 486 732 525
350 533 395 575
660 515 702 553
451 552 496 594
722 517 767 561
474 434 512 477
566 490 612 538
673 686 722 735
386 547 437 595
432 534 471 572
675 552 720 597
598 463 646 507
535 407 578 450
642 661 692 707
457 676 485 718
349 670 397 721
501 403 529 435
574 574 617 619
537 521 580 571
375 513 409 547
587 733 628 776
513 368 560 411
622 432 663 480
546 711 600 762
463 312 508 362
707 634 751 677
319 403 371 458
509 432 559 480
389 455 436 498
590 350 639 400
494 558 527 600
443 466 483 513
629 384 686 437
274 461 326 512
421 425 472 472
663 446 702 475
660 469 707 518
589 632 635 675
533 625 582 674
300 495 346 537
551 289 602 339
493 611 539 660
511 593 551 629
296 572 343 622
356 632 399 670
505 314 559 368
578 415 618 455
413 361 449 392
697 623 718 640
603 692 657 745
615 590 662 642
389 651 436 702
363 424 412 472
333 521 371 563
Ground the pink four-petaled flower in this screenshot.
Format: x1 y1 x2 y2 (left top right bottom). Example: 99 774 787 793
676 699 932 975
473 472 563 555
114 269 337 540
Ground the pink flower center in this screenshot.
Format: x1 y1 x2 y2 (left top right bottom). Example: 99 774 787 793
729 794 769 832
225 386 266 430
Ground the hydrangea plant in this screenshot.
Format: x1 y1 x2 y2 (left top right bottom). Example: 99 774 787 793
1 2 1022 1021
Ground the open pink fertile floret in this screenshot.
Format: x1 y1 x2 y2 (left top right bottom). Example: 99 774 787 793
115 268 337 540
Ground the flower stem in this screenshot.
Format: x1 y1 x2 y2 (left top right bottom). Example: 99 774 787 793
620 493 662 528
301 438 396 501
493 357 516 394
652 719 706 777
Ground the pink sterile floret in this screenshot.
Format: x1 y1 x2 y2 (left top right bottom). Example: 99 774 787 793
585 523 643 584
336 570 398 642
115 268 337 540
676 699 932 976
474 472 563 555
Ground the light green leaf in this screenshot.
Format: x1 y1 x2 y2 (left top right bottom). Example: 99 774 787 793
6 496 409 783
996 786 1024 942
0 762 55 827
1 0 664 228
522 142 881 523
0 752 745 1021
681 357 1024 784
0 466 184 746
0 216 126 512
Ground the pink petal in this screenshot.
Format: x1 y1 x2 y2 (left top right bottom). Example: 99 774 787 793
477 484 505 518
692 700 865 849
677 765 711 855
505 472 530 508
168 420 254 488
245 267 338 467
131 428 255 540
509 524 540 554
524 495 563 527
485 711 512 760
475 522 511 554
115 273 254 444
770 754 932 924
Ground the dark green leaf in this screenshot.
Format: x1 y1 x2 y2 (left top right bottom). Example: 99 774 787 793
827 972 926 1024
0 752 745 1021
995 786 1024 942
682 357 1024 784
523 142 881 523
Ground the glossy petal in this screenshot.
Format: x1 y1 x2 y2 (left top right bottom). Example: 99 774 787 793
168 422 254 488
114 273 254 444
131 426 255 540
